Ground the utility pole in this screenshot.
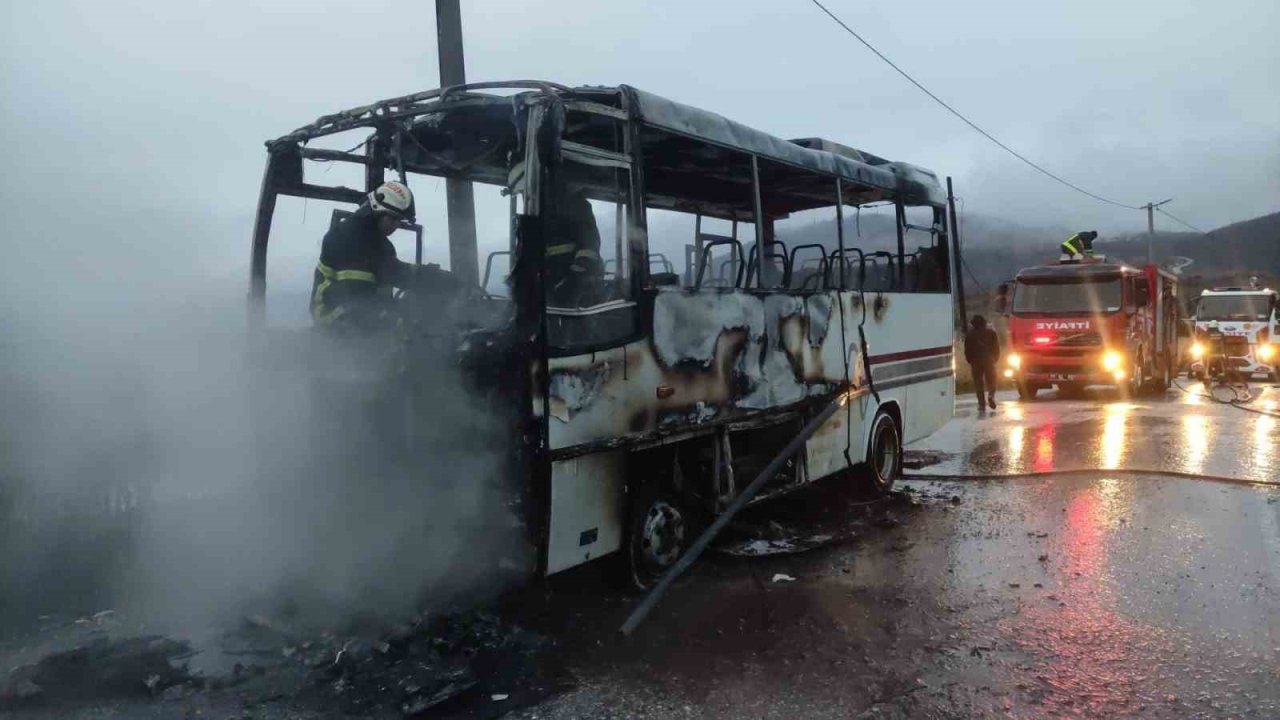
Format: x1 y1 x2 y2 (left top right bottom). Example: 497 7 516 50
1142 198 1172 264
436 0 479 285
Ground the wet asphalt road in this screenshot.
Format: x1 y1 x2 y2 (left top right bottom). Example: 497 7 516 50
7 383 1280 719
516 383 1280 719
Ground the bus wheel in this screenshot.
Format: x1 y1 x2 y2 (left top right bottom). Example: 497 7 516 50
622 486 688 591
855 411 901 495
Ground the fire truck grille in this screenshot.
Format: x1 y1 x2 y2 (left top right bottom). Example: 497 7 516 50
1056 332 1102 347
1029 364 1086 375
1224 337 1250 357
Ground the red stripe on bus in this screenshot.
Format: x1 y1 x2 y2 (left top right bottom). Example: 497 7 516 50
867 345 953 365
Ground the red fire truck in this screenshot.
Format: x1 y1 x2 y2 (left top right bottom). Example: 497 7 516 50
997 256 1179 399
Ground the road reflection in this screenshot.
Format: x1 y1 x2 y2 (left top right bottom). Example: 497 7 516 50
1100 403 1132 470
1182 415 1210 475
1001 480 1177 715
1253 414 1275 473
1033 424 1056 472
1007 424 1025 469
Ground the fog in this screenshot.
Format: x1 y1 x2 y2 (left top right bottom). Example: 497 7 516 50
0 225 528 638
2 0 1276 638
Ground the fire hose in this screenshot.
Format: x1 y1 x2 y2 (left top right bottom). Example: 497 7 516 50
904 467 1279 489
1171 376 1280 419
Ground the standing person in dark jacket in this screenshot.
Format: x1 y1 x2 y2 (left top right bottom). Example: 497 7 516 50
964 315 1001 414
310 181 465 334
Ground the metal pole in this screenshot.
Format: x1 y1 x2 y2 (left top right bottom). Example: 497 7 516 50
437 0 479 285
946 177 966 329
693 213 703 287
620 391 850 635
1144 198 1172 265
894 201 906 290
835 179 846 290
751 157 766 288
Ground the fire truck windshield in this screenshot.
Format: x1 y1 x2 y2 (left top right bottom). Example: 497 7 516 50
1012 278 1122 315
1197 295 1271 322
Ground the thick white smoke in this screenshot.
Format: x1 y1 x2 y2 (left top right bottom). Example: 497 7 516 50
0 201 529 643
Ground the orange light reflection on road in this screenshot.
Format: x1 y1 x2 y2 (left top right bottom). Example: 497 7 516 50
1100 403 1131 470
1033 424 1056 472
1182 415 1209 475
1005 405 1025 422
1254 415 1275 473
1008 425 1025 470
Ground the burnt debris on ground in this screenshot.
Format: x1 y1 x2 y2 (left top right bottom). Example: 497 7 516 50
1 607 571 719
0 635 194 709
305 610 571 718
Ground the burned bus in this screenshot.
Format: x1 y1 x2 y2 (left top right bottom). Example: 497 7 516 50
248 81 957 588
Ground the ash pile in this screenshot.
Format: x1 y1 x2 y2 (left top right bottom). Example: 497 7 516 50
302 610 570 717
1 607 571 719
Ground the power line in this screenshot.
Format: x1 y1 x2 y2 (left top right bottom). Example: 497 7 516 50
1156 207 1209 235
954 197 987 293
962 255 988 295
806 0 1144 211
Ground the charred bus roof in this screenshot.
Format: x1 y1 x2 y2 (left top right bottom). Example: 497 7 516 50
263 81 946 215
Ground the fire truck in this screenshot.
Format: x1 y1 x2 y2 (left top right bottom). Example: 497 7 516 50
1188 286 1280 381
998 255 1179 399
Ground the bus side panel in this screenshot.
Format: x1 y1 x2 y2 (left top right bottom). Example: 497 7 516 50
545 290 848 452
805 291 867 480
861 293 955 443
546 452 625 575
905 375 953 443
804 395 853 481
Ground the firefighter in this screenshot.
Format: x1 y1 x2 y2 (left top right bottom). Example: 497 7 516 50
310 181 465 334
1061 230 1098 259
964 315 1001 414
546 190 604 305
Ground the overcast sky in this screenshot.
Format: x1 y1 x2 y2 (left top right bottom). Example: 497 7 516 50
3 0 1277 296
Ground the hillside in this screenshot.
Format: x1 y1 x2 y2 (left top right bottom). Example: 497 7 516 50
961 211 1280 287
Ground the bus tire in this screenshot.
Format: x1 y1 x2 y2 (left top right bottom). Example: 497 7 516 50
855 410 901 495
618 479 688 592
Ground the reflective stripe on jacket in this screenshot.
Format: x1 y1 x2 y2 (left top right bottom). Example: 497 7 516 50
310 205 409 330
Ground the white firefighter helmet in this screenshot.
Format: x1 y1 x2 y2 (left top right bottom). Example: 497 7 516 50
368 181 414 220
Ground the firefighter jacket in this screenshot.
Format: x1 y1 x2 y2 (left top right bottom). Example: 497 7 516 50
546 193 603 304
310 206 416 332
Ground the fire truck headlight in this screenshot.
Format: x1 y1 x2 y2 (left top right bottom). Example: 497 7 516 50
1007 353 1021 369
1003 368 1014 379
1259 344 1276 362
1102 351 1122 371
1190 342 1205 360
